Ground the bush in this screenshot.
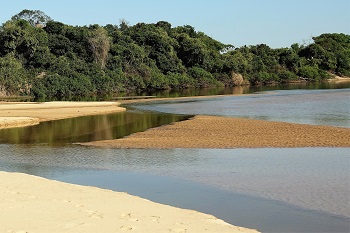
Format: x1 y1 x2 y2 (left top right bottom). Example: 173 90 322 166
0 54 28 96
187 66 219 87
145 70 170 90
166 72 195 89
298 65 329 81
277 70 298 82
32 73 94 100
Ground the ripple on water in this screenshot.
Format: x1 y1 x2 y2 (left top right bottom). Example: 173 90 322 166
0 145 349 219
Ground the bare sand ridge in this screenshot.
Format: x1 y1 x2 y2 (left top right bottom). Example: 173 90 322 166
82 115 350 148
0 116 39 129
0 101 125 128
0 171 259 233
327 75 350 83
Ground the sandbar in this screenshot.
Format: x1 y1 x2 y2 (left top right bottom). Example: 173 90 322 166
327 75 350 83
82 115 350 148
0 116 40 129
0 101 125 128
0 171 259 233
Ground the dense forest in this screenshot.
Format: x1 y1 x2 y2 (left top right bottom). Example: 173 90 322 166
0 10 349 100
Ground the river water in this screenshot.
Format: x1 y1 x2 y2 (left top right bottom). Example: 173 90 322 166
0 87 349 233
133 88 350 128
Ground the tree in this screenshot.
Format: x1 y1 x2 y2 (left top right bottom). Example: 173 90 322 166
119 19 129 31
175 33 208 68
11 10 53 27
88 27 110 68
187 66 219 87
126 23 184 74
0 54 28 96
155 21 172 35
0 19 49 66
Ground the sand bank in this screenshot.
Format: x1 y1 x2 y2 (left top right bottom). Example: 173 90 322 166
82 116 350 148
0 101 125 128
327 75 350 83
0 171 258 233
0 117 39 129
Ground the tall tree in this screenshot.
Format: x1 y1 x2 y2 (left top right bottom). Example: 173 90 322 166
11 9 53 27
88 26 110 68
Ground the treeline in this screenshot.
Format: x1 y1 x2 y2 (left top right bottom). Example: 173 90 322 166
0 10 349 100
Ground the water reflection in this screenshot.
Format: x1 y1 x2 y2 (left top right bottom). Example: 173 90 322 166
145 81 350 98
0 111 190 145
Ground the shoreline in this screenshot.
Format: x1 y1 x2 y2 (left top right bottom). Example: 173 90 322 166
0 100 260 232
327 76 350 83
0 171 258 233
0 116 40 129
0 101 126 128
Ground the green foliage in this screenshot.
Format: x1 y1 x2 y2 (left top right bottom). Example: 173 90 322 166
299 33 350 76
0 54 28 96
11 9 52 27
32 72 94 100
0 10 349 99
187 66 220 87
277 70 298 82
298 65 330 81
167 72 195 89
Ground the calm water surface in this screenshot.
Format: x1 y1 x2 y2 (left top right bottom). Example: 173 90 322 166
0 145 349 233
133 88 350 128
0 87 350 232
0 111 190 145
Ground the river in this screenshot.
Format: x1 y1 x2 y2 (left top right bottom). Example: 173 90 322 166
0 86 349 233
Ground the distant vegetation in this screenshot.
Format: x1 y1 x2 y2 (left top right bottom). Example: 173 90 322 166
0 10 349 100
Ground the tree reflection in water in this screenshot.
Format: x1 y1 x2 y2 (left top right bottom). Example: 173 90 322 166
0 111 190 145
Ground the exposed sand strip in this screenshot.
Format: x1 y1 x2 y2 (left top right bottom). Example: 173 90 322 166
82 115 350 148
327 75 350 83
0 117 40 129
0 101 125 127
0 171 259 233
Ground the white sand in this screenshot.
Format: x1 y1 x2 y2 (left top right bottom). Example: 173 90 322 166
0 171 259 233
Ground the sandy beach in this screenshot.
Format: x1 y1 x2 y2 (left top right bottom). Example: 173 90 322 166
0 171 258 233
82 115 350 149
0 101 125 128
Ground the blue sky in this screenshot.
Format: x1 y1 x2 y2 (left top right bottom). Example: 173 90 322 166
1 0 349 48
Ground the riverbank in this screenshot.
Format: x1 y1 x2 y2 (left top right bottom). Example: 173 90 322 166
327 75 350 83
0 171 258 233
0 116 40 129
0 101 125 128
81 115 350 148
